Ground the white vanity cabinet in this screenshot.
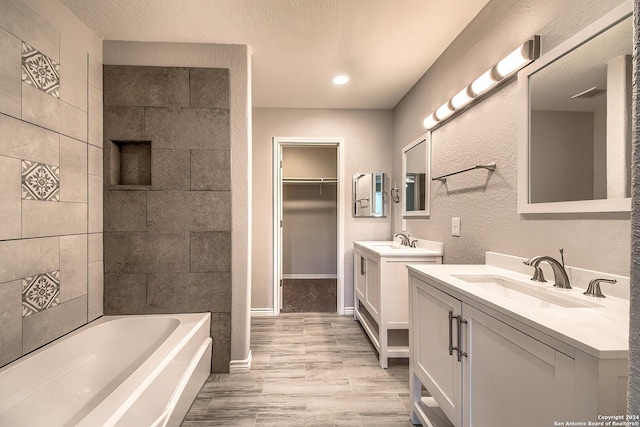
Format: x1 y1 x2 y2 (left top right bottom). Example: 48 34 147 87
353 241 443 369
409 265 628 427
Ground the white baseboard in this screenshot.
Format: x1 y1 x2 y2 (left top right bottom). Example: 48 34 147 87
251 308 275 317
282 274 338 279
343 306 354 316
229 350 252 373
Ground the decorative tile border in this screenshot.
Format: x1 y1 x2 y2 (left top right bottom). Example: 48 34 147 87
21 160 60 201
22 270 60 317
21 41 60 99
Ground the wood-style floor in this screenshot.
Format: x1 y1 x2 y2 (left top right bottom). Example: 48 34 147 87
181 313 415 426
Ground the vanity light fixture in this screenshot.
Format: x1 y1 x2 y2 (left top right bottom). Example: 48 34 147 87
332 74 350 85
422 36 540 130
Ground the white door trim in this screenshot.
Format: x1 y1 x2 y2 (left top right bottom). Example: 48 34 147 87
272 137 345 316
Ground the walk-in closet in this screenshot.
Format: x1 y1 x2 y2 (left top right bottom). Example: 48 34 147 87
280 145 338 312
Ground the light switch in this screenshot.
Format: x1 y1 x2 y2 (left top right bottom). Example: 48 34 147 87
452 217 461 237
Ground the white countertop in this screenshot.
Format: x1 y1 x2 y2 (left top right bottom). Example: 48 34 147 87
407 263 629 359
354 241 443 257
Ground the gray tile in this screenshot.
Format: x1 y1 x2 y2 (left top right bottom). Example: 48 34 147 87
104 106 145 141
88 233 103 262
117 142 151 185
104 273 146 315
262 378 351 395
87 261 103 321
151 149 190 190
0 237 59 283
59 135 87 203
22 84 87 142
190 232 231 272
88 86 103 148
0 27 21 118
144 107 229 150
88 174 102 233
0 156 21 240
189 68 229 109
59 34 87 111
104 191 146 232
104 232 189 274
0 280 22 366
0 113 59 165
147 191 231 232
59 234 88 303
190 150 230 191
0 0 59 61
183 313 412 425
146 272 231 313
255 411 361 427
307 394 406 413
104 65 189 107
23 295 87 353
22 200 87 238
211 312 231 373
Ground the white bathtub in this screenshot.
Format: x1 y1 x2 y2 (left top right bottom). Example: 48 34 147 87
0 313 212 427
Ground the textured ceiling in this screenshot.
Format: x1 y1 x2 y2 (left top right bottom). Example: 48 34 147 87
60 0 490 109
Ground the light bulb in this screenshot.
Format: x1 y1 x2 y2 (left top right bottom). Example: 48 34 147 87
423 113 439 129
470 69 497 96
451 86 473 110
496 43 531 77
435 101 454 121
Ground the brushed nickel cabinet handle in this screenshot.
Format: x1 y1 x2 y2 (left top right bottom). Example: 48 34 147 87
448 310 455 356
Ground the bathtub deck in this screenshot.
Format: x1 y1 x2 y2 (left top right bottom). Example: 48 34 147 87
182 313 415 426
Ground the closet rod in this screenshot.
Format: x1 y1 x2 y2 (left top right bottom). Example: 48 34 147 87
282 178 338 184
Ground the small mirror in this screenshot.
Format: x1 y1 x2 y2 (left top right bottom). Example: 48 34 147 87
518 3 631 213
353 172 386 217
402 132 431 217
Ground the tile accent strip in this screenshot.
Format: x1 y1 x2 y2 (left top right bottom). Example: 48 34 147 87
21 41 60 99
22 270 60 317
21 160 60 201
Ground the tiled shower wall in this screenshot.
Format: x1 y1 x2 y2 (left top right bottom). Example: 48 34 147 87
0 0 103 367
102 65 231 372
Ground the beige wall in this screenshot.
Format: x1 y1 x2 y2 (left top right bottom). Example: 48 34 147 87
252 108 393 311
392 0 630 277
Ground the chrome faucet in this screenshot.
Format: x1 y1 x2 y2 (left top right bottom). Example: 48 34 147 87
523 255 572 289
394 232 410 246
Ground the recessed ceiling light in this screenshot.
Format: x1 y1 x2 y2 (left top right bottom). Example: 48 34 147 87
332 74 350 85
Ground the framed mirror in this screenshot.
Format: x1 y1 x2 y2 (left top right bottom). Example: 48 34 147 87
517 2 631 213
353 172 386 217
402 132 431 217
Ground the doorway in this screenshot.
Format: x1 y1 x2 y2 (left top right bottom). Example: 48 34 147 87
273 137 344 315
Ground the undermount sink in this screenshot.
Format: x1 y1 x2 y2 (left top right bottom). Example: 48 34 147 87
375 244 404 250
452 274 603 309
369 242 405 249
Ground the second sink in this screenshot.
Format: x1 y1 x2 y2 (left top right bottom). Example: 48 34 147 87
453 274 603 309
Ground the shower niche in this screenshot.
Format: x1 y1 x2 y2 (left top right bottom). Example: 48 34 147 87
109 140 152 187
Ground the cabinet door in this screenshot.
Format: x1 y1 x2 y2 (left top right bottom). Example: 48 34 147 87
411 278 462 427
355 251 367 301
462 304 575 427
365 256 380 319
